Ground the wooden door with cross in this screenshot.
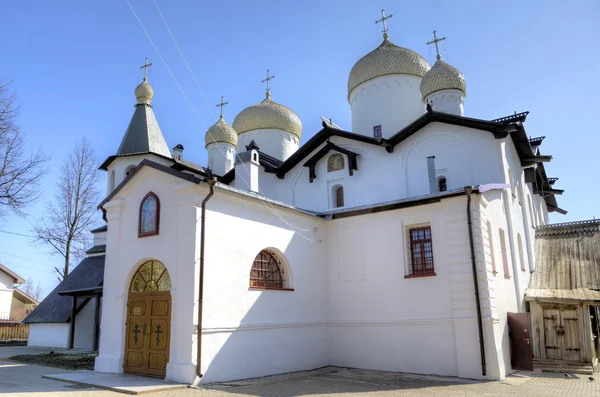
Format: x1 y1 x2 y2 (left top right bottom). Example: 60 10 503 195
124 291 171 377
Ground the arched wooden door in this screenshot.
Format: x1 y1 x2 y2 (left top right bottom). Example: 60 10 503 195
124 260 172 378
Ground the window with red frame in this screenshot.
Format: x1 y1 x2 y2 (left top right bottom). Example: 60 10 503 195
409 226 435 275
139 192 160 237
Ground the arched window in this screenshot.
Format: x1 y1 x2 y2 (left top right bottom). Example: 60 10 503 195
139 192 160 237
332 185 344 208
250 250 287 289
130 260 171 292
437 176 447 192
517 233 526 272
125 165 136 178
327 154 344 172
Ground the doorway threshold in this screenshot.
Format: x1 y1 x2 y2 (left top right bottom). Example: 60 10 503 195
43 370 187 395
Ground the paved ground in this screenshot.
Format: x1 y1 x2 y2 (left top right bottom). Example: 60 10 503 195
0 347 598 396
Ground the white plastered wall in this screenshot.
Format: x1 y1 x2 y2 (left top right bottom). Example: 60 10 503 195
95 166 329 384
350 75 425 138
73 298 97 350
237 129 299 162
325 196 502 380
0 272 13 319
258 122 504 214
28 323 69 348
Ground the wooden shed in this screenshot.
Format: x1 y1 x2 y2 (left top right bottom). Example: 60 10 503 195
525 219 600 374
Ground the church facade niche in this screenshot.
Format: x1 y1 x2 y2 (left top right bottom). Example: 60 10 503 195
327 154 345 172
139 192 160 237
332 184 344 208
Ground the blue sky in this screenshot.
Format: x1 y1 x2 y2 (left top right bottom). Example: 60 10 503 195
1 0 598 296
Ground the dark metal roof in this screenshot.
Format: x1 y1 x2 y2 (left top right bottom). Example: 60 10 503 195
97 159 205 218
170 157 210 176
490 111 529 124
529 136 545 146
23 255 105 324
90 225 107 233
58 286 103 297
528 219 600 302
85 245 106 255
117 104 171 158
99 102 173 170
0 263 25 284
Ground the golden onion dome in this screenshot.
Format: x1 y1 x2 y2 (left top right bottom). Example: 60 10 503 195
420 59 466 100
233 94 302 139
135 78 154 105
348 38 431 98
205 116 238 148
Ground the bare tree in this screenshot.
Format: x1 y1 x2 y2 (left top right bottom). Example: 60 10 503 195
22 277 43 301
34 138 101 280
0 80 49 220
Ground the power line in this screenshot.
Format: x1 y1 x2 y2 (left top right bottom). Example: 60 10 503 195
0 229 36 239
150 0 313 236
0 250 55 274
149 0 312 235
126 0 314 240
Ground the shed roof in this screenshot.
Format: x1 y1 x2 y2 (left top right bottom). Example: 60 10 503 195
23 255 105 323
526 219 600 302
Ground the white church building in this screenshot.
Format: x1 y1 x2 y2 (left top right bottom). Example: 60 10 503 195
87 17 564 385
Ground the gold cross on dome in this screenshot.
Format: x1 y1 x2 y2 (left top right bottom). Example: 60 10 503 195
216 96 228 118
262 69 275 97
140 57 152 80
427 30 447 60
375 9 393 39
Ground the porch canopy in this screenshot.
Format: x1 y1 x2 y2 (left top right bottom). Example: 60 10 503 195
58 286 103 351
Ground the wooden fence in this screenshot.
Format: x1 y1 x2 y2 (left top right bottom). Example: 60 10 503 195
0 309 31 341
0 323 29 341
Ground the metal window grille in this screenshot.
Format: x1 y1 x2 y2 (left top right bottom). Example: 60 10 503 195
409 226 434 275
437 176 447 192
250 250 285 289
373 125 382 139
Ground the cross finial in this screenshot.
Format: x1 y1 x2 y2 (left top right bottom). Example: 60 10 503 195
261 69 275 98
140 57 152 80
375 9 393 39
216 96 228 119
426 30 447 60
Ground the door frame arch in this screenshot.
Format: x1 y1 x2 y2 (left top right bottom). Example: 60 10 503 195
124 260 172 378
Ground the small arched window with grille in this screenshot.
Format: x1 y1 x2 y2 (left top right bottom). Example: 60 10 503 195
437 176 447 192
332 185 344 208
250 250 288 290
139 192 160 237
327 154 344 172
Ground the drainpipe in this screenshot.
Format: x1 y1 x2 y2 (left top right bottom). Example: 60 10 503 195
464 186 487 376
196 176 216 379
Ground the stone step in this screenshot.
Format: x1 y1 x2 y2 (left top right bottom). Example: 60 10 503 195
534 363 594 375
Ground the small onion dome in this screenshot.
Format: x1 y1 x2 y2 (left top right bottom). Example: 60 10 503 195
135 78 154 105
205 115 238 148
233 94 302 139
348 38 431 98
420 59 467 101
